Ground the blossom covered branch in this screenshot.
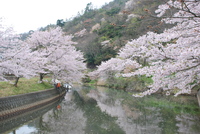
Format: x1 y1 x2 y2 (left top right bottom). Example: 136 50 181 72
91 0 200 97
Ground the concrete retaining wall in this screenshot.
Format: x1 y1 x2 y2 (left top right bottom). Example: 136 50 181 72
0 88 66 120
0 97 62 134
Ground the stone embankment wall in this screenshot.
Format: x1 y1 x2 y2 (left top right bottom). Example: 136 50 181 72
0 89 66 120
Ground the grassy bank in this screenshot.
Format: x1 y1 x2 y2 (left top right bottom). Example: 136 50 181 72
0 77 53 97
78 86 200 115
83 75 153 92
99 87 200 115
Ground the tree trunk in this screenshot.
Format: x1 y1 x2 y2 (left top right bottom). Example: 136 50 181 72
40 73 45 82
14 77 20 87
143 58 147 66
197 90 200 107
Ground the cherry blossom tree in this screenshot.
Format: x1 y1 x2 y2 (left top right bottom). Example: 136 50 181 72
1 45 37 86
25 27 86 83
1 24 86 86
0 18 36 86
122 0 200 97
74 28 87 37
92 0 200 97
89 58 141 79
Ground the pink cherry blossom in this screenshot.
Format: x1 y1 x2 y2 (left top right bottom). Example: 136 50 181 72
93 0 200 97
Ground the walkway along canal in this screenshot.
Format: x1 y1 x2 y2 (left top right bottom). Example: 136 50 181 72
1 85 200 134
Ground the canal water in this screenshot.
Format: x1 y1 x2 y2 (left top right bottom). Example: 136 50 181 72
3 85 200 134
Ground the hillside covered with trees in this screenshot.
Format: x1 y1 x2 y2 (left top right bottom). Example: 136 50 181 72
56 0 170 68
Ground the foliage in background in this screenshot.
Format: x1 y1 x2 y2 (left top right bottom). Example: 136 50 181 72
106 76 153 92
59 0 167 68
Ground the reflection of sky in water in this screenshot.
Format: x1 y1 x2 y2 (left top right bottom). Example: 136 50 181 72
9 125 37 134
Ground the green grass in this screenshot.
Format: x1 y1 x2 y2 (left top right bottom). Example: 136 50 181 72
124 94 200 115
97 87 200 115
0 77 54 97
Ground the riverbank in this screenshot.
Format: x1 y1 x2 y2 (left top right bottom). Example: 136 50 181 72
83 76 200 108
0 77 53 97
83 75 199 96
77 85 200 115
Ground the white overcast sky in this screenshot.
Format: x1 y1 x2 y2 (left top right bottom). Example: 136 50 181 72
0 0 113 33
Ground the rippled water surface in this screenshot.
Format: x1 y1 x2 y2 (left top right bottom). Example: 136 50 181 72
3 85 200 134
